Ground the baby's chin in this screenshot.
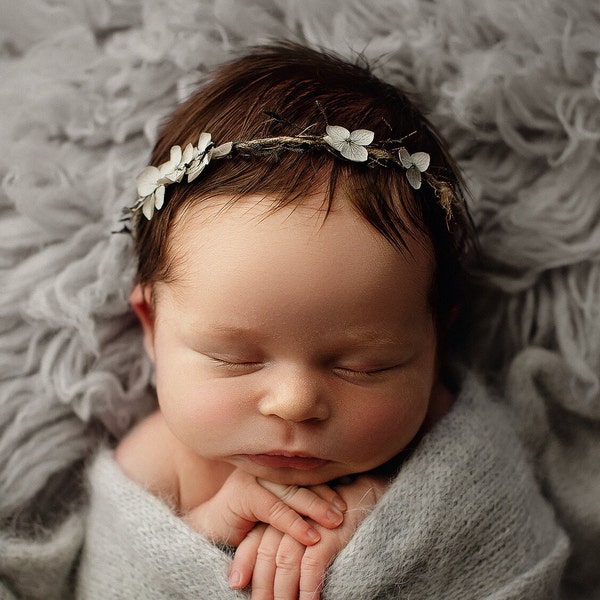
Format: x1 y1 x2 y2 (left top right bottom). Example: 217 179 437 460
229 456 357 487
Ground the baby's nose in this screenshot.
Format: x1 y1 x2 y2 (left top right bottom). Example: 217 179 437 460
257 368 330 423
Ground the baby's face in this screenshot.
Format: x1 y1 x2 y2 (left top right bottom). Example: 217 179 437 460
138 193 441 485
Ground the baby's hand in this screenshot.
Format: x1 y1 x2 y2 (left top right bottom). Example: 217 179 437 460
230 474 388 600
183 469 347 547
115 412 345 548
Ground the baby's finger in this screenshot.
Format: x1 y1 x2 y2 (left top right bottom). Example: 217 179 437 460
239 489 321 547
298 545 330 600
185 484 319 547
250 526 284 600
307 484 347 512
230 524 266 590
257 479 344 529
273 535 305 600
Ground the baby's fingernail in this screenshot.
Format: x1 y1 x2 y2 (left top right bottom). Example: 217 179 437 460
307 528 321 543
229 570 241 588
327 509 343 525
333 497 347 512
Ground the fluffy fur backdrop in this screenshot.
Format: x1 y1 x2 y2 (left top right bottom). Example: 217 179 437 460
0 0 599 597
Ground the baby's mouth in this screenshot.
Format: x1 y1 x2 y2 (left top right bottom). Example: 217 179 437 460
244 453 329 470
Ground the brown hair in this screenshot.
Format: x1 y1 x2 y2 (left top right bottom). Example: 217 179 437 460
134 42 475 327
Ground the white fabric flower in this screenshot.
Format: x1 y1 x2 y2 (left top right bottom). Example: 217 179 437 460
398 147 430 189
158 143 195 183
186 132 214 182
187 135 233 182
133 132 234 221
211 141 233 159
323 125 374 162
135 166 166 220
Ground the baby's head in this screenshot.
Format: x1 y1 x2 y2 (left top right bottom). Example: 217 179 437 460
129 43 475 484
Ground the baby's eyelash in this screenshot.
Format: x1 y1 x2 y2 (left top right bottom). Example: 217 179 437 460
209 357 261 371
333 365 397 379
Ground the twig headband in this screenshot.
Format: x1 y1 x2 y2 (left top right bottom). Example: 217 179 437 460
124 118 456 230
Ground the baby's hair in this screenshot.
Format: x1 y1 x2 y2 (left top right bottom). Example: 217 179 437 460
133 41 476 329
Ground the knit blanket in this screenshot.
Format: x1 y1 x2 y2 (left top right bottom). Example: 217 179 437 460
74 380 567 599
0 378 571 599
1 0 599 598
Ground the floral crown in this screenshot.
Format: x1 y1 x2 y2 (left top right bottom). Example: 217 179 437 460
125 120 455 229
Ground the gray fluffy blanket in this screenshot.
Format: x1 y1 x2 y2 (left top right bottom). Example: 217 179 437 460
1 0 599 598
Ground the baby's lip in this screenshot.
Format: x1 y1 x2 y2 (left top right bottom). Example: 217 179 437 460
243 452 329 470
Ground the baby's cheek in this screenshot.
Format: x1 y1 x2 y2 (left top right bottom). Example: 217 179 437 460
189 397 234 428
158 379 244 448
349 396 428 458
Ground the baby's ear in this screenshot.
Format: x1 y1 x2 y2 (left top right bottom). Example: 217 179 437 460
129 284 156 362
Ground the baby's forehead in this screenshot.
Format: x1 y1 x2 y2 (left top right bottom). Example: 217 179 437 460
157 192 437 342
172 189 434 256
166 191 436 292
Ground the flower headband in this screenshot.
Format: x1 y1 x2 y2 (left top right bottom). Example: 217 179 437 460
125 122 454 229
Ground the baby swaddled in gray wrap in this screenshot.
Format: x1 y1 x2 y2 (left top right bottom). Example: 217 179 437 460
72 43 568 599
76 378 568 599
0 379 568 599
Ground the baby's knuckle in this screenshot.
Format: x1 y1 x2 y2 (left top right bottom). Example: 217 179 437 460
279 484 300 503
268 499 292 523
301 551 326 571
256 544 277 562
275 547 299 569
304 492 321 511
